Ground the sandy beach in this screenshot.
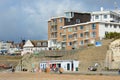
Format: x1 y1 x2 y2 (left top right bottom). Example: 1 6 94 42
0 72 120 80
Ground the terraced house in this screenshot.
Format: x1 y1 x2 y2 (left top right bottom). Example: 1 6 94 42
48 8 120 50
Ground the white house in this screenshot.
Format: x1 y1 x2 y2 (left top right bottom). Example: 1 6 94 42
40 60 79 72
21 40 48 56
0 41 12 54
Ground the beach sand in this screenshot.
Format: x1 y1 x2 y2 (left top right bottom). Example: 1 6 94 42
0 72 120 80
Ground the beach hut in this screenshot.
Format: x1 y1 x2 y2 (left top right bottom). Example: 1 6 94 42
40 60 79 72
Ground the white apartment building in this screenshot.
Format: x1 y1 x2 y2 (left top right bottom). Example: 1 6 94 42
0 41 12 54
91 7 120 23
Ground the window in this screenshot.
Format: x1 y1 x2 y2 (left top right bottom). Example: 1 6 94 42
80 33 83 37
37 42 41 46
110 24 112 28
66 18 70 22
68 28 72 32
80 40 84 45
74 27 77 31
60 26 62 30
95 15 99 19
68 42 72 46
65 12 71 18
92 32 96 37
43 42 47 46
76 19 80 24
74 34 78 38
114 25 117 28
80 26 84 30
68 35 72 39
105 24 108 28
92 24 96 29
104 15 107 19
59 18 62 23
53 19 57 22
105 31 108 34
60 33 62 37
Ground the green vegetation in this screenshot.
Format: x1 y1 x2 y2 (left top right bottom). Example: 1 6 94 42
105 32 120 39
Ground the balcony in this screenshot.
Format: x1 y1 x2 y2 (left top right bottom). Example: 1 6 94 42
61 38 66 43
51 29 57 33
72 30 77 34
61 33 66 36
84 36 89 40
72 38 77 42
62 44 66 47
51 22 57 26
84 29 89 32
50 36 57 40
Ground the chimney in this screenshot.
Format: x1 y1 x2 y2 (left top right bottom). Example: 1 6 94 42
100 7 104 11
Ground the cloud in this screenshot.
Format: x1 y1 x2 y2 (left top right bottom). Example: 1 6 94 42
0 0 120 42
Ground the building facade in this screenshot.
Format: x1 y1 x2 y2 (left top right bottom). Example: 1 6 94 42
0 41 13 54
40 60 79 72
62 21 120 50
48 9 120 50
91 8 120 22
48 11 91 50
22 40 48 55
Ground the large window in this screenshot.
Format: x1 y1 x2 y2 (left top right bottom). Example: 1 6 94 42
92 24 96 29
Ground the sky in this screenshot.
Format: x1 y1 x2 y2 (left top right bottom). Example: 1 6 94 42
0 0 120 42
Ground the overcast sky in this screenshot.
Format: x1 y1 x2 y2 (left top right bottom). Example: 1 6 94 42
0 0 120 42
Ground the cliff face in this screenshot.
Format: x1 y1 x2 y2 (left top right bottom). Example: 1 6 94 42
105 39 120 69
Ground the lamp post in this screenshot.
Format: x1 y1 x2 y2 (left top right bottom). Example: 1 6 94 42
21 59 22 71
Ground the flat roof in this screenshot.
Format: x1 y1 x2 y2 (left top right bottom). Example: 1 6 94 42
40 60 79 63
63 21 120 28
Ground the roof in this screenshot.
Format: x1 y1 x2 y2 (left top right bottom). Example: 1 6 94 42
40 60 79 63
30 40 48 47
63 21 120 28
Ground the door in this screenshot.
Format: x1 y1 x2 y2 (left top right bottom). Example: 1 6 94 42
67 63 70 70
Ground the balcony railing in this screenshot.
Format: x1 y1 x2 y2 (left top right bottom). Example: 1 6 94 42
50 36 57 40
84 36 89 40
51 22 57 26
72 37 77 42
51 29 57 32
62 45 66 47
72 30 77 34
61 33 66 36
61 38 66 43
